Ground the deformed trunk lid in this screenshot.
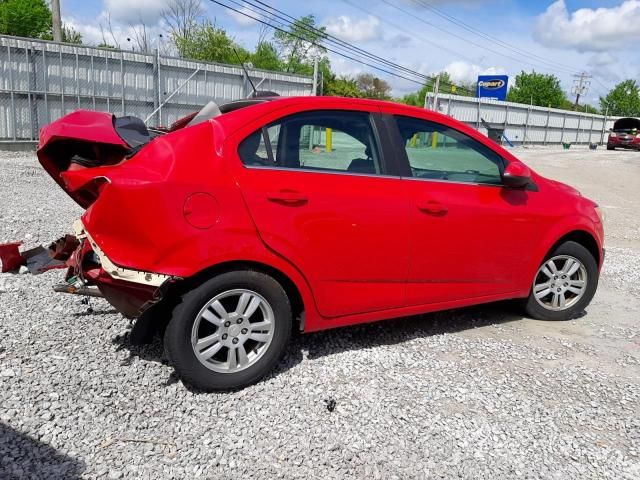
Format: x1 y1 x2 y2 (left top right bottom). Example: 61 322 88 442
37 110 131 208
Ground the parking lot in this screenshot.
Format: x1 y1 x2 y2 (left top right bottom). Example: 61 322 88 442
1 146 639 479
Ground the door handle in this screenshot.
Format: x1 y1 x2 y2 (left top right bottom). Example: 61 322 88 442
266 190 308 205
417 200 448 215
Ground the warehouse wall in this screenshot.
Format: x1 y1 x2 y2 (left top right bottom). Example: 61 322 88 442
426 93 617 146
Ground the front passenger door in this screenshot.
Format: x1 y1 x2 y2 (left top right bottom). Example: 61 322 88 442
392 115 540 305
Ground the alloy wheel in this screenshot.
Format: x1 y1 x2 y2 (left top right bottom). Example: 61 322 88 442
191 289 275 373
532 255 588 311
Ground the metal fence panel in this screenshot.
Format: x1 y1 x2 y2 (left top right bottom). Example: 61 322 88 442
428 93 617 146
0 34 313 142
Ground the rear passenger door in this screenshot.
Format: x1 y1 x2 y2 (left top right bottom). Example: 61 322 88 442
230 108 411 319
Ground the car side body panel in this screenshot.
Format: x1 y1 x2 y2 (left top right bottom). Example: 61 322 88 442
33 96 604 334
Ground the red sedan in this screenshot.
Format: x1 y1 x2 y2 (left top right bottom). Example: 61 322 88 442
34 96 604 390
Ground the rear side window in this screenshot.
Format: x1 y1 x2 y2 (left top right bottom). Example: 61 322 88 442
395 115 504 185
238 110 382 175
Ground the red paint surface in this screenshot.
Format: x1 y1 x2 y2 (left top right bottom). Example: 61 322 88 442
0 242 24 272
36 98 604 331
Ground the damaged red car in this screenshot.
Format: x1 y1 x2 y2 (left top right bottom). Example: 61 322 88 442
7 96 604 391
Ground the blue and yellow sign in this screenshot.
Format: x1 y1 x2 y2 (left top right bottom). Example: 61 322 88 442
477 75 508 100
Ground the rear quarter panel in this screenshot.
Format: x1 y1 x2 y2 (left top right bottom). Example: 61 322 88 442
80 119 320 328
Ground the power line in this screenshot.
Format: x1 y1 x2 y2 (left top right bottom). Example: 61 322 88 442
209 0 430 87
340 0 480 68
408 0 582 75
230 0 476 94
340 0 490 93
242 0 445 87
241 0 472 93
591 75 611 93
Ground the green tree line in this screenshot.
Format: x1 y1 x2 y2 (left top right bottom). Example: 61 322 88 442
1 0 639 117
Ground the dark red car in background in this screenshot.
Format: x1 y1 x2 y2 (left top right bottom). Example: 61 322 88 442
30 96 604 391
607 117 640 150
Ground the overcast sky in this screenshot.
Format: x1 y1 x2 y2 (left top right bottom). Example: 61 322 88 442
60 0 640 106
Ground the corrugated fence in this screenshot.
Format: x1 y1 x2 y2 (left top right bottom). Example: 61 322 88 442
0 34 314 143
427 93 617 146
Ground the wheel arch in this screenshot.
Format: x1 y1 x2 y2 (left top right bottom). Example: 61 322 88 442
169 260 306 329
521 224 602 298
547 229 601 267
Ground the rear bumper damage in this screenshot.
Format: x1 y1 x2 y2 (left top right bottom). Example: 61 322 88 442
73 220 175 317
0 220 175 319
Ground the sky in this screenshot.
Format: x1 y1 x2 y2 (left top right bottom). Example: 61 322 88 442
60 0 640 106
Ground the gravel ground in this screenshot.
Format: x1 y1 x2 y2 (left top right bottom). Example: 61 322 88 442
1 147 639 479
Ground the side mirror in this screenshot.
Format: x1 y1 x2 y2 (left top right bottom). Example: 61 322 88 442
502 161 532 188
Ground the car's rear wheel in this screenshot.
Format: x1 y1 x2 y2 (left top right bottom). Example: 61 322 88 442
164 270 292 391
525 241 598 321
607 145 615 150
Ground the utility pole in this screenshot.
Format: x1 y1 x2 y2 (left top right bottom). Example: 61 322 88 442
51 0 63 42
600 101 609 145
311 56 318 96
572 71 592 107
425 74 440 110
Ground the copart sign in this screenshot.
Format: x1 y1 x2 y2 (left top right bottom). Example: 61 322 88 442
477 75 508 101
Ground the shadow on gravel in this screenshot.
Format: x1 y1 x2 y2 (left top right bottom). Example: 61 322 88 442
272 300 525 376
0 422 85 479
112 300 526 390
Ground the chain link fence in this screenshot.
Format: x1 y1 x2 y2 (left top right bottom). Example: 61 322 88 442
0 34 314 144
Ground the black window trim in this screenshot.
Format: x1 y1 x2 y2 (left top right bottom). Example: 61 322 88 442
385 113 510 188
239 109 397 179
261 126 275 165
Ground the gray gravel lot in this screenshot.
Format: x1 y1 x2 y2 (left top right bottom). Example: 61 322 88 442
1 147 639 479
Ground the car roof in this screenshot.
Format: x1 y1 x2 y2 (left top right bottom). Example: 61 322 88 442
217 95 455 128
221 95 415 111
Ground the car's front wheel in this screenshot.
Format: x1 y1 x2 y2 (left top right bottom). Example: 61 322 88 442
164 270 292 391
525 241 598 321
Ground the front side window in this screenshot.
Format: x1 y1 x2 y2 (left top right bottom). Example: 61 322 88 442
238 110 382 175
395 116 503 185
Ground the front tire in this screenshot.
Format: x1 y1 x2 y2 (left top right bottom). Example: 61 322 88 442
525 241 598 321
164 270 292 391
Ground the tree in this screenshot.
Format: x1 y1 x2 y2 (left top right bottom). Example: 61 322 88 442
162 0 204 56
559 99 600 114
397 71 476 106
599 79 640 117
251 41 281 71
99 13 120 49
324 74 362 98
129 21 152 53
355 73 391 100
274 15 327 74
0 0 51 38
506 71 567 108
42 23 82 44
61 25 82 44
175 21 249 64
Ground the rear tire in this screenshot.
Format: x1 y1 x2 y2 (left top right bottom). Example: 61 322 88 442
164 270 292 391
606 145 615 150
525 241 598 321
